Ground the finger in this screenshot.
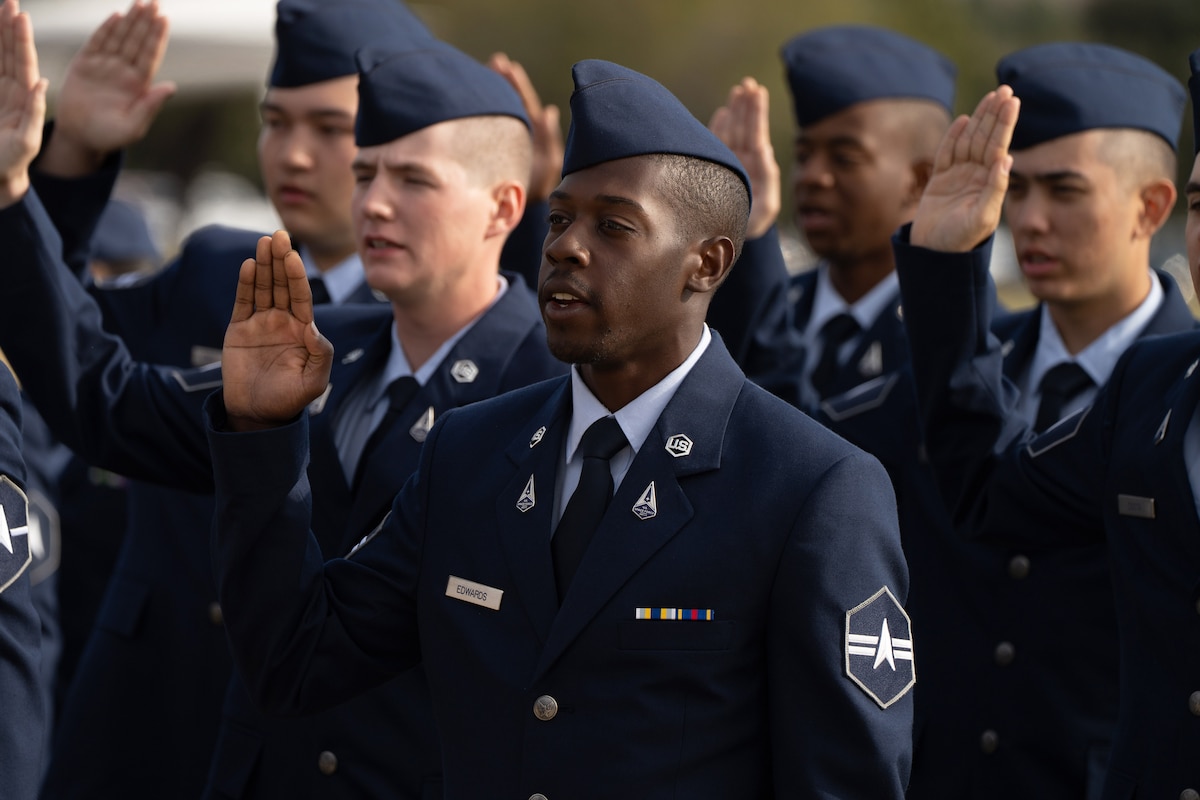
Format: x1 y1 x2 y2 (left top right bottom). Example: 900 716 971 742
253 235 274 311
270 229 293 310
953 89 994 167
490 52 542 115
284 249 314 325
933 114 970 175
79 12 121 60
132 12 169 78
708 105 731 145
131 81 175 125
748 82 771 152
120 2 155 65
231 257 257 323
22 75 46 141
13 10 39 90
2 1 15 84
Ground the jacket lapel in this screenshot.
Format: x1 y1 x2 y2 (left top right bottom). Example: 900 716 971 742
533 339 742 679
494 381 572 645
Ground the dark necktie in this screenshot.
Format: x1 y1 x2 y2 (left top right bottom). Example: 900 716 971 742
810 313 861 400
309 276 332 305
1034 362 1093 433
552 416 628 602
353 376 419 488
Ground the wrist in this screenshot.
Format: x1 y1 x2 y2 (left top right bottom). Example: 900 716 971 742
0 174 30 209
37 129 106 178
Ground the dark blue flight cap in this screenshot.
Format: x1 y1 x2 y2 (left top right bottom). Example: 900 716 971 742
780 25 956 127
269 0 434 89
561 59 751 200
354 41 529 147
1189 49 1200 156
997 43 1186 151
92 199 159 264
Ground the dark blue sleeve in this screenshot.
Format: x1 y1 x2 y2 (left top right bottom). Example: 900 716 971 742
0 190 214 490
892 223 1102 545
28 122 122 282
0 365 44 800
208 391 422 716
705 226 807 407
500 198 549 290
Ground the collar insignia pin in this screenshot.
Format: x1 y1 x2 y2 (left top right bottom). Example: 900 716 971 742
516 475 535 513
632 482 657 520
450 360 479 384
665 434 693 458
529 426 546 448
410 407 435 443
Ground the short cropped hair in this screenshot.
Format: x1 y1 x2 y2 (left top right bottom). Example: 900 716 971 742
1097 128 1177 190
646 153 750 260
448 115 534 189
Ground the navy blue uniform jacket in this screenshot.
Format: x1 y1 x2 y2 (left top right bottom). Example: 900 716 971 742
893 229 1200 800
0 364 43 800
0 187 563 799
206 336 915 799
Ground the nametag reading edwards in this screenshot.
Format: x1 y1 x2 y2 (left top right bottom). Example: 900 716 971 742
446 575 503 611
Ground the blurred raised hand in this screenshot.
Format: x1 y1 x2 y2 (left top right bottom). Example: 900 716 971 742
910 85 1020 252
709 77 779 239
0 0 48 206
40 0 175 177
489 52 563 203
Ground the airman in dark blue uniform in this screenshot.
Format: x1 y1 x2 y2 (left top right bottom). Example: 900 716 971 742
892 44 1198 799
205 57 913 800
0 18 567 800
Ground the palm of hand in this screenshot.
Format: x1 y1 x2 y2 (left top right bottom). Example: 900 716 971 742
223 307 330 425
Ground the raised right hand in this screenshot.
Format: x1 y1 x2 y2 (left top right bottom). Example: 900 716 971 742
910 85 1019 252
40 0 175 177
222 231 334 431
709 77 780 240
0 0 47 206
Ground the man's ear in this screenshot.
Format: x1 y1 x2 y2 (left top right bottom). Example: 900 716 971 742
685 236 737 295
1134 177 1176 239
906 157 935 208
485 180 527 240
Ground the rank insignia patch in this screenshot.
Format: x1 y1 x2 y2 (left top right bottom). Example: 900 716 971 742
844 586 915 709
0 476 32 594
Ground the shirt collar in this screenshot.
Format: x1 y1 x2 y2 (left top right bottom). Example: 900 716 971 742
367 275 510 410
807 263 900 337
1029 269 1164 389
565 324 712 463
300 246 366 305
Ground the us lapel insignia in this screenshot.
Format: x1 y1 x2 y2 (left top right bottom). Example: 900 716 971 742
450 360 479 384
1154 409 1171 445
1001 340 1015 358
409 407 435 443
341 348 365 365
845 585 915 710
1187 359 1199 379
665 434 693 458
529 426 546 448
858 341 883 378
308 384 333 416
516 475 536 513
632 482 657 520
